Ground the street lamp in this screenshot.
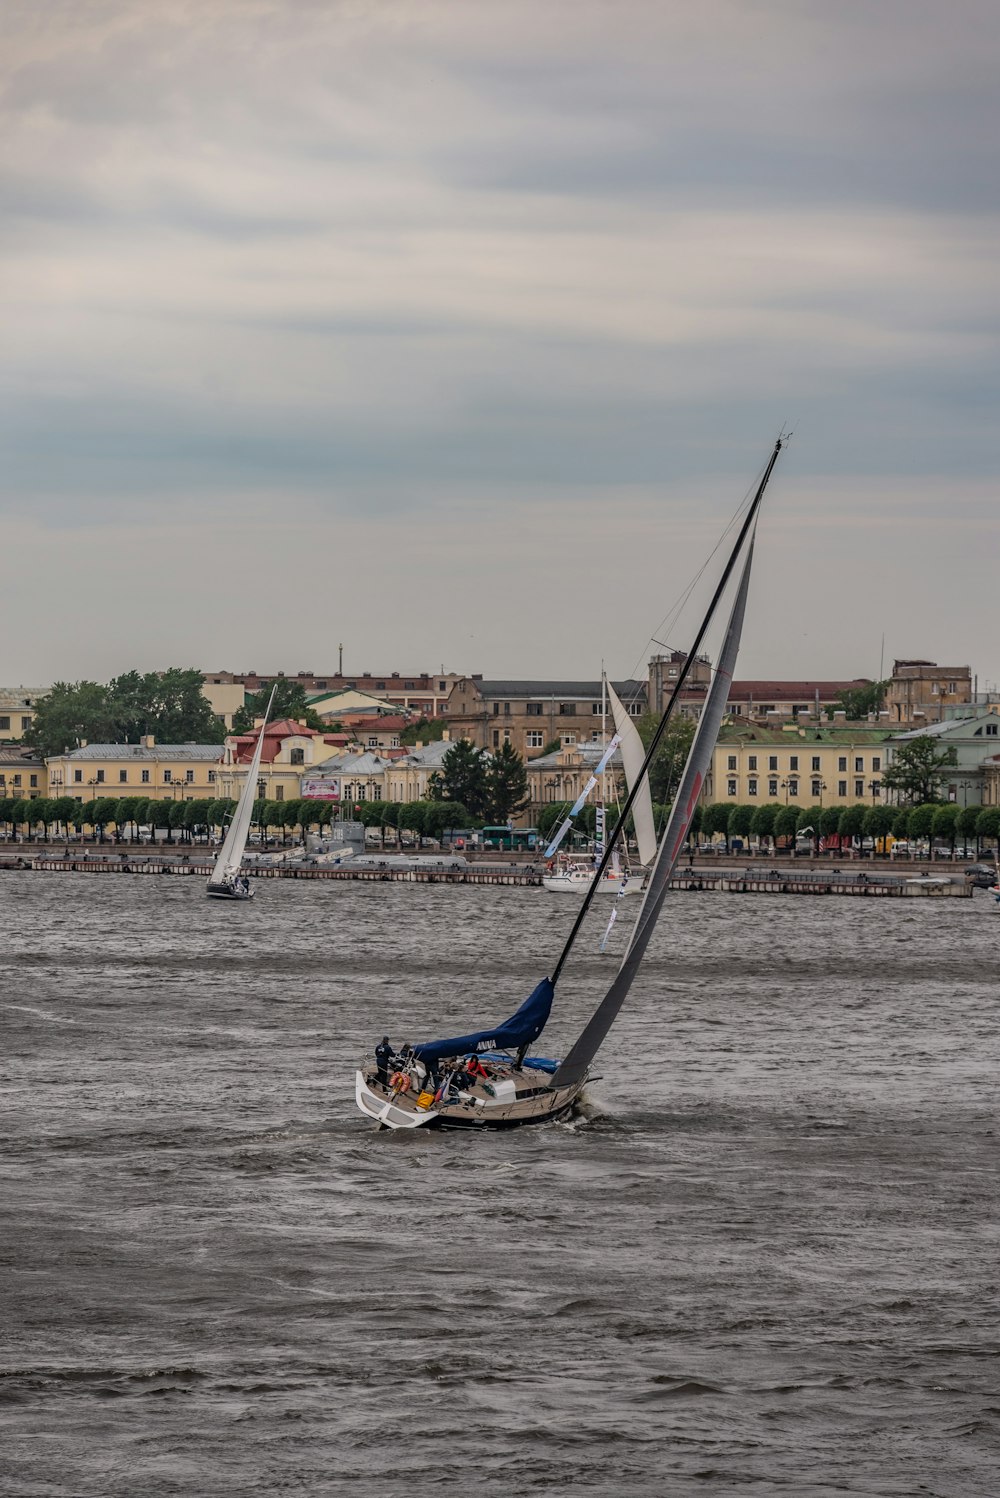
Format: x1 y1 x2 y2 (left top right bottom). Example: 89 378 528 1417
868 779 880 805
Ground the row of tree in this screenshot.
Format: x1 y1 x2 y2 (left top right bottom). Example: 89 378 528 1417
428 740 529 822
699 799 1000 853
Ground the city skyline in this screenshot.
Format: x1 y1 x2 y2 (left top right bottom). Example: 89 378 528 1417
3 2 998 689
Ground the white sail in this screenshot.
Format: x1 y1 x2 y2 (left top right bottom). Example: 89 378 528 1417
209 686 276 887
606 681 657 866
550 535 757 1089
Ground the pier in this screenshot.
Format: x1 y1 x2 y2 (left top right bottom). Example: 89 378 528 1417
0 850 975 895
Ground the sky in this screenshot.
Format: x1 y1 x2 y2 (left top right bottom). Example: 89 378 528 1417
3 0 999 692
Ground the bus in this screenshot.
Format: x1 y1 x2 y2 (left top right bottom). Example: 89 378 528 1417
480 826 540 851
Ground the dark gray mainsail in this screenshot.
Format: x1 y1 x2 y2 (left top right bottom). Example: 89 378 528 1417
549 534 758 1090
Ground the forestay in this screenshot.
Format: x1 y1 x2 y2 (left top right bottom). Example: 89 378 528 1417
209 686 276 886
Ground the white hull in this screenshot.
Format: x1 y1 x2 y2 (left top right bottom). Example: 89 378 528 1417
355 1067 584 1131
542 869 643 895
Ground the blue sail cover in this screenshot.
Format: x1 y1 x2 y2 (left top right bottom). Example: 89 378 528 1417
411 978 554 1067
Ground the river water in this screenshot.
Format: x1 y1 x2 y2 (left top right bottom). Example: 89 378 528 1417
2 870 998 1496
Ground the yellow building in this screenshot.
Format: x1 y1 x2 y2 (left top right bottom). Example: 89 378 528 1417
0 746 47 799
46 738 224 803
706 722 895 810
0 687 48 742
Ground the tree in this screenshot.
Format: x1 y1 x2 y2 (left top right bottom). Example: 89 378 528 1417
907 803 936 842
750 802 780 851
431 741 490 819
957 804 979 852
774 805 799 845
10 799 30 836
484 742 529 823
881 735 956 806
728 804 754 844
398 717 446 746
700 803 731 843
832 681 888 720
819 805 842 843
837 804 867 843
108 668 224 745
796 804 824 855
26 681 118 757
537 802 570 841
975 806 1000 854
863 804 895 851
398 802 426 841
93 797 119 843
423 801 470 841
52 796 76 838
931 803 959 854
636 713 696 804
232 680 325 734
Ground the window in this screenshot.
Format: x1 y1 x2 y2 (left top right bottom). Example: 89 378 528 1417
838 780 847 797
504 703 511 716
871 782 881 798
987 723 998 737
163 770 172 783
855 780 864 796
376 682 385 691
873 756 881 770
748 755 758 771
559 704 576 716
275 785 284 801
769 755 778 771
290 747 305 765
0 715 11 730
592 703 601 715
727 778 737 797
503 730 511 744
812 756 821 772
119 770 128 783
96 770 105 783
439 681 446 692
561 733 576 746
788 779 798 797
768 778 778 797
629 702 643 717
526 703 543 717
727 755 737 771
854 757 863 773
208 770 216 784
838 757 847 772
390 737 399 749
74 769 82 783
492 702 499 716
748 778 758 796
947 680 956 693
21 716 31 731
12 774 20 787
29 774 37 788
492 730 500 747
811 779 822 796
186 769 195 783
141 769 150 784
368 737 379 748
789 755 799 771
526 730 544 749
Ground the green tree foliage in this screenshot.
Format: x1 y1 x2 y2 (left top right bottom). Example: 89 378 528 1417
398 717 446 746
796 805 823 853
880 735 956 806
931 803 959 851
907 803 936 840
27 671 224 757
728 804 754 841
636 713 696 804
537 802 570 841
10 798 30 833
837 804 867 840
0 797 14 836
863 805 896 848
774 805 799 843
750 802 780 848
957 805 980 848
820 805 842 840
423 801 471 840
431 740 490 818
232 680 325 734
891 807 910 839
484 742 529 823
975 806 1000 850
832 681 888 719
398 802 426 838
700 803 731 841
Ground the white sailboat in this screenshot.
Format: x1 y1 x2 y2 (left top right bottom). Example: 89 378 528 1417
541 676 655 896
207 686 277 901
355 438 786 1130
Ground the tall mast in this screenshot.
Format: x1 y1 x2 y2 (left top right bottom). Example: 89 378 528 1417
550 436 784 986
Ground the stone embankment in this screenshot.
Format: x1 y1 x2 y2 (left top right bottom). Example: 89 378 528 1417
0 846 976 896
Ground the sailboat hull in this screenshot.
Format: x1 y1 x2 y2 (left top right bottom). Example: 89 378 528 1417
207 882 254 900
355 1068 585 1131
542 869 643 895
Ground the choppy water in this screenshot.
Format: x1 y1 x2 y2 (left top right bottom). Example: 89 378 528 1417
2 870 998 1496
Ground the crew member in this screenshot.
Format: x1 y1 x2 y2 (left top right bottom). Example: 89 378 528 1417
374 1036 394 1086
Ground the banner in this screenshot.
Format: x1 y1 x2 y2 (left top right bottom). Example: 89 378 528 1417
301 777 341 800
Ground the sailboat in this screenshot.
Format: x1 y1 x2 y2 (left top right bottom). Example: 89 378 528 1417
207 686 277 901
355 439 785 1129
541 676 656 896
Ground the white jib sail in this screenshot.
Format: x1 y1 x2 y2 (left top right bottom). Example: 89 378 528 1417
209 686 277 885
606 681 657 866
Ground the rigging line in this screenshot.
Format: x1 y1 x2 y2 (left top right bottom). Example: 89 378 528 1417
550 436 784 987
618 460 770 693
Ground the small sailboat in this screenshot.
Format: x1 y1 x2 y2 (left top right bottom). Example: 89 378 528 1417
541 676 655 897
207 686 276 901
355 439 785 1129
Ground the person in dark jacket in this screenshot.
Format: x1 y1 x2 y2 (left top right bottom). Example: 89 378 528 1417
374 1036 394 1086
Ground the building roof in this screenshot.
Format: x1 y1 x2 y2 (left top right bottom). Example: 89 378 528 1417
312 751 392 775
524 741 624 771
0 745 44 768
717 723 895 745
888 713 992 741
62 743 224 761
462 679 646 699
725 679 871 701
